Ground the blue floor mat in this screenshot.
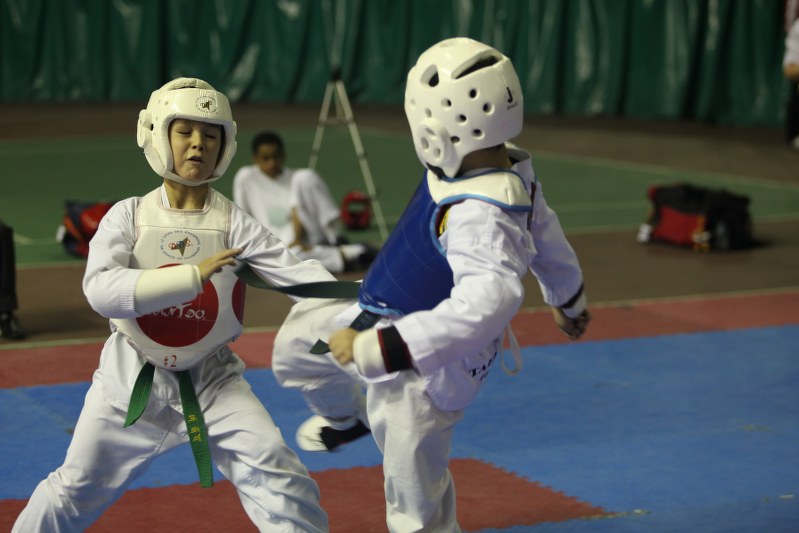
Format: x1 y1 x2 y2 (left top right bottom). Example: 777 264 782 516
2 325 798 532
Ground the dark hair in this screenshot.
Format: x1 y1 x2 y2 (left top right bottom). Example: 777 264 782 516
251 131 284 155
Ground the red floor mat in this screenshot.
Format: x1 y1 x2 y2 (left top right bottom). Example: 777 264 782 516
0 459 605 532
3 290 796 389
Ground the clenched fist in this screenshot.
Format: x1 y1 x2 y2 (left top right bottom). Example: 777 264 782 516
328 327 359 365
551 307 591 340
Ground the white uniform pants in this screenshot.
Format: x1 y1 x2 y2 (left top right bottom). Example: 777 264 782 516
273 298 464 533
13 374 328 533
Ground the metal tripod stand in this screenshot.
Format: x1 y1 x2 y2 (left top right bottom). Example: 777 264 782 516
308 70 389 241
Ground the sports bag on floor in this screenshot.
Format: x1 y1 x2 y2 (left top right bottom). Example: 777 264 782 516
637 183 753 251
57 200 115 258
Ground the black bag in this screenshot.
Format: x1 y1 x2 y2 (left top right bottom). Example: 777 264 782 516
638 183 753 251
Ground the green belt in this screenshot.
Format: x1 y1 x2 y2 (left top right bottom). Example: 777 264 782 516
234 264 361 299
124 363 214 488
236 263 370 354
122 267 362 488
310 309 380 354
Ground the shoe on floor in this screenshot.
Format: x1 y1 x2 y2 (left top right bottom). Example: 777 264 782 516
343 243 380 272
356 243 379 269
296 415 371 452
0 312 26 340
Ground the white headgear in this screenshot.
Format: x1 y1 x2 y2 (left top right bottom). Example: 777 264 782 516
404 38 523 177
136 77 237 187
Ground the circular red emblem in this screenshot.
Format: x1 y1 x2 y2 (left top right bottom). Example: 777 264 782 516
136 266 219 347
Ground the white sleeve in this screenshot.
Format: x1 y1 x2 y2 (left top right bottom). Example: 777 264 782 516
528 182 585 309
229 205 338 299
389 200 529 375
82 199 140 318
134 264 202 315
82 199 204 319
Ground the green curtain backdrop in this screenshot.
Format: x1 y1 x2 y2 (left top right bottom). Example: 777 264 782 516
0 0 786 126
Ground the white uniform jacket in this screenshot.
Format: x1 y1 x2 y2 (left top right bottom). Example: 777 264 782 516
83 185 336 413
352 145 585 411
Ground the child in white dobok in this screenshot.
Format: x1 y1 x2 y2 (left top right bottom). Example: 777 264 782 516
272 38 592 532
13 78 331 533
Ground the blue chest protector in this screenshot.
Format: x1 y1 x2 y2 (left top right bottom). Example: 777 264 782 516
359 169 533 317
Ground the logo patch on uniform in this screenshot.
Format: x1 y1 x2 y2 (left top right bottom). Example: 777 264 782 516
161 230 201 260
196 95 217 113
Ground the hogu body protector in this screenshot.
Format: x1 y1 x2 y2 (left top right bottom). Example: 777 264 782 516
112 188 246 371
359 168 533 317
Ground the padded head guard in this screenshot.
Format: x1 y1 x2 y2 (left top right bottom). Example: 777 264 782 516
137 77 237 186
404 38 523 177
341 190 372 230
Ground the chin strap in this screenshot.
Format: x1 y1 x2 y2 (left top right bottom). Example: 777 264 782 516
162 170 223 187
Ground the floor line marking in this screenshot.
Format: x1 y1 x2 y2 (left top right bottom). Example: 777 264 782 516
532 149 799 191
0 336 107 351
519 286 799 313
3 288 796 352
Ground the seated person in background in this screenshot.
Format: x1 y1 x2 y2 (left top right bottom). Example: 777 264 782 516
233 131 376 273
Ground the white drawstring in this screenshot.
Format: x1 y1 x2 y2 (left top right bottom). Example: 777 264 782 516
500 324 523 376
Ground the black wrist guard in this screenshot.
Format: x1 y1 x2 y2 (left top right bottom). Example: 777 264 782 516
377 326 413 373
